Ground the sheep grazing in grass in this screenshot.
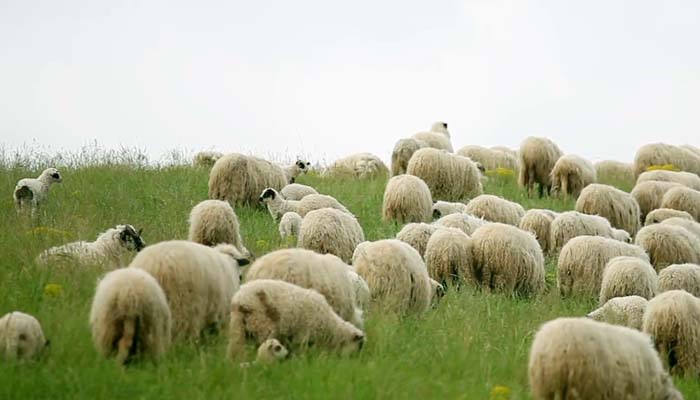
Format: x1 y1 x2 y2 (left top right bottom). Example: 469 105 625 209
188 200 249 256
391 138 427 176
633 142 700 177
280 183 318 201
518 136 563 197
463 194 525 226
0 312 49 362
90 268 171 365
324 153 389 178
549 154 597 198
395 222 439 258
637 170 700 191
490 145 517 157
37 224 145 269
298 208 364 263
382 175 432 223
259 188 350 220
599 256 657 305
295 193 351 217
643 290 700 377
433 212 489 236
529 317 681 400
661 186 700 222
645 208 694 226
13 167 62 214
575 183 641 236
411 121 453 152
255 339 289 365
549 211 628 254
431 201 468 219
635 224 700 271
456 145 519 172
192 151 223 168
278 211 302 240
557 236 649 298
660 217 700 241
587 296 648 330
594 160 635 185
681 144 700 158
227 279 365 359
424 227 473 288
406 148 483 201
631 180 684 223
658 264 700 297
518 209 558 253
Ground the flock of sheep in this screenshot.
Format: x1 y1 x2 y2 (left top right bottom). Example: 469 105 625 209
3 121 700 399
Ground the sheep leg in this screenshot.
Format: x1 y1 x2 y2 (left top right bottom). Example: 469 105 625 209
116 318 136 365
227 305 248 360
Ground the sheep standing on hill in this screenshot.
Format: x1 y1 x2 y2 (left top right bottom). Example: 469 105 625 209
658 264 700 297
280 183 318 200
637 170 700 191
424 227 473 288
456 145 519 172
278 212 302 240
518 136 563 197
633 142 700 177
594 160 635 185
0 312 49 362
631 180 684 223
587 296 648 330
395 223 439 257
549 211 629 253
13 167 62 214
635 224 700 271
518 209 558 253
391 138 426 176
575 183 641 236
645 208 694 226
298 208 364 263
431 201 468 219
463 194 525 226
549 154 596 198
411 121 453 152
406 148 483 201
324 153 389 178
382 175 432 223
661 186 700 221
598 256 657 305
188 200 249 256
193 151 223 168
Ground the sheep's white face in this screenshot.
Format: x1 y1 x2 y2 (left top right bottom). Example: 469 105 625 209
118 224 146 252
431 121 449 134
41 168 62 184
262 339 289 361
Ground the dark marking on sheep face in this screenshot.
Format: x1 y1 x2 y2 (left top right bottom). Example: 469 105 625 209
236 257 250 267
296 160 307 170
255 291 280 323
259 188 276 202
120 225 146 252
442 122 447 129
433 209 442 220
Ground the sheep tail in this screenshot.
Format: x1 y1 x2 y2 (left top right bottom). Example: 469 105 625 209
116 317 138 365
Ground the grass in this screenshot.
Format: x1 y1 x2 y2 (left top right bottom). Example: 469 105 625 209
1 163 698 399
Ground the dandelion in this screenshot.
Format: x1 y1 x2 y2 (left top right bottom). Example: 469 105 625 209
44 283 63 298
646 164 680 172
489 385 511 400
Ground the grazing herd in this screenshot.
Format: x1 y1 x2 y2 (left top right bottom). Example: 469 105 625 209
4 123 700 398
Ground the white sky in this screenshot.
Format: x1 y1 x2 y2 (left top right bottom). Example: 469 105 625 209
1 0 699 163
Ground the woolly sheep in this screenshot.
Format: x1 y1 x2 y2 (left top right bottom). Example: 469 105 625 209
406 148 483 201
255 338 289 365
518 136 563 197
411 121 453 152
549 211 627 253
298 208 364 263
633 142 700 177
658 264 700 297
382 175 432 223
391 138 426 176
431 201 468 220
599 256 657 305
637 170 700 191
244 248 364 328
470 223 545 297
0 312 48 362
594 160 635 184
259 188 350 220
37 224 145 269
324 153 389 178
529 317 681 400
89 268 171 365
660 186 700 221
643 290 700 377
347 268 370 310
227 279 365 358
681 144 700 158
645 208 694 226
424 227 473 288
661 217 700 240
13 167 62 214
557 236 649 298
395 222 439 258
575 183 641 236
463 194 525 226
518 209 558 253
433 212 488 236
188 200 249 256
631 180 684 222
280 183 318 200
635 224 700 271
549 154 597 198
587 296 648 330
296 193 351 217
278 211 302 240
192 150 223 168
456 145 519 172
130 240 250 341
490 145 517 157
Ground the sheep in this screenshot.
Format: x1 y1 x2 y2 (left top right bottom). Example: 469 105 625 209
660 186 700 221
634 224 700 271
13 167 62 214
244 248 364 328
637 170 700 191
463 194 525 226
575 183 641 236
406 148 483 201
391 138 426 176
129 240 250 341
187 200 249 256
280 183 318 200
599 256 657 305
456 145 519 172
259 188 350 220
549 211 628 253
517 136 563 197
255 339 289 365
192 150 223 168
631 180 684 222
681 144 700 158
469 223 545 297
643 289 700 377
645 208 694 226
518 209 558 253
278 211 302 240
658 264 700 297
395 222 440 258
297 208 364 263
528 317 681 400
347 268 370 310
490 145 518 157
37 224 145 269
411 121 453 152
424 227 473 288
557 235 649 298
633 142 700 177
89 267 171 365
227 279 365 359
587 296 648 330
296 193 351 217
660 217 700 240
549 154 597 198
433 212 489 236
431 201 468 219
382 174 433 223
352 239 435 315
594 160 635 185
324 153 389 178
0 312 48 362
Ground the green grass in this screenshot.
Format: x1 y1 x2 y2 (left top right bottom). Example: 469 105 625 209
1 165 698 399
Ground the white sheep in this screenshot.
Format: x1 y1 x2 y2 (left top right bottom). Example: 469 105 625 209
192 150 223 168
278 211 302 240
259 188 350 220
323 153 389 178
297 208 364 263
431 201 468 220
424 227 473 288
637 170 700 191
280 183 318 200
549 211 628 254
661 217 700 240
411 121 453 152
599 256 657 305
395 222 440 258
382 174 433 223
549 154 597 198
518 209 558 253
456 145 519 172
635 224 700 271
406 148 483 201
645 208 694 226
631 180 684 223
633 142 700 177
463 194 526 226
0 312 48 362
660 186 700 222
13 167 62 214
658 264 700 297
188 200 250 257
575 183 641 236
518 136 563 197
391 138 427 176
433 212 488 236
587 295 648 330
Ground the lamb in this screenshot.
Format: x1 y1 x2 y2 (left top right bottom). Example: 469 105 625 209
395 222 440 258
549 154 597 198
431 201 468 219
587 296 648 330
529 317 681 400
633 142 700 177
645 208 694 226
463 194 526 226
0 312 49 362
575 183 641 236
406 148 483 201
259 188 350 220
382 175 433 223
557 235 649 298
643 289 700 377
187 200 249 257
227 279 365 359
660 186 700 221
89 267 171 365
549 211 629 253
658 264 700 297
456 145 519 172
192 150 223 168
470 223 545 297
13 167 62 214
297 208 364 263
129 240 250 341
411 121 453 152
518 136 563 197
518 209 558 253
424 227 473 288
599 256 657 305
433 212 489 236
37 224 145 269
637 170 700 191
324 153 389 178
278 211 302 240
255 339 289 365
634 224 700 271
391 138 426 176
631 180 684 222
280 183 318 201
594 160 635 185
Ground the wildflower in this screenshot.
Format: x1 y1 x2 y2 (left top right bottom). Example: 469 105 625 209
44 283 63 298
489 385 511 400
256 239 270 252
646 164 680 172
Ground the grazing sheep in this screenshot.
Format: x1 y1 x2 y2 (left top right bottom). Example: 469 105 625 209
433 212 489 236
470 223 545 297
188 200 249 256
575 184 641 236
557 236 649 298
456 145 519 172
280 183 318 201
347 268 370 310
395 222 439 258
324 153 389 178
463 194 525 226
658 264 700 297
645 208 694 226
635 224 700 271
192 151 223 168
518 209 558 253
352 240 435 315
424 227 473 288
13 167 62 214
0 312 48 362
518 136 563 197
549 211 626 253
660 217 700 240
406 148 483 201
298 208 364 263
631 180 684 222
411 121 453 152
391 138 426 176
244 248 364 328
382 175 433 223
637 170 700 191
296 193 351 217
549 154 597 198
594 160 635 185
599 256 657 305
633 142 700 177
278 212 302 240
490 145 517 157
643 290 700 377
37 224 145 269
660 186 700 221
681 144 700 158
227 279 365 358
587 296 648 330
529 317 681 400
259 188 350 220
89 268 171 365
130 241 249 341
431 201 468 219
255 339 289 365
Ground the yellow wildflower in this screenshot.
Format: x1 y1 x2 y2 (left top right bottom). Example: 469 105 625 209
489 385 511 400
44 283 63 298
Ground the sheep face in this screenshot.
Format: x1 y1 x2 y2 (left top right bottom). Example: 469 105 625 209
339 331 365 356
118 225 146 252
261 339 289 361
41 168 62 184
295 160 311 173
259 188 278 204
430 121 449 134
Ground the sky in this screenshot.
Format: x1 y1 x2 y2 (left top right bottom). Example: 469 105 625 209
1 0 699 164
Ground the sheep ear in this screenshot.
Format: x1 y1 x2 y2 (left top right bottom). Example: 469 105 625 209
353 334 364 342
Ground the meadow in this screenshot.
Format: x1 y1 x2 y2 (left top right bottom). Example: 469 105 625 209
1 153 698 399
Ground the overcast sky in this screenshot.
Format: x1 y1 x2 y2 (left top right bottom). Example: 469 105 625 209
1 0 699 163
